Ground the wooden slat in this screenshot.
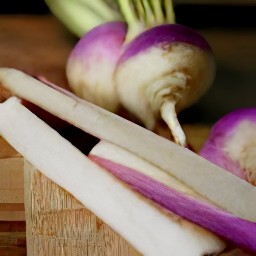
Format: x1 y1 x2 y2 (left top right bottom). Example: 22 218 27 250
0 137 20 159
24 161 141 256
0 158 24 189
0 221 26 232
0 148 24 221
0 232 26 256
0 203 25 221
0 204 24 211
0 190 24 204
0 212 25 222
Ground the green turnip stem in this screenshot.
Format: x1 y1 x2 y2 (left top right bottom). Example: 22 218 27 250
160 100 186 147
118 0 144 42
164 0 176 23
78 0 120 21
118 0 175 43
150 0 164 24
141 0 154 27
45 0 121 37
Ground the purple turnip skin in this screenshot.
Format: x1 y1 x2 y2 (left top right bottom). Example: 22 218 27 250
90 155 256 253
66 21 127 112
200 108 256 185
115 24 215 146
118 24 212 64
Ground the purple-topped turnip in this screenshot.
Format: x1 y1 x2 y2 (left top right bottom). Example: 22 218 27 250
66 0 215 146
200 108 256 185
66 0 174 112
115 23 215 146
66 21 127 112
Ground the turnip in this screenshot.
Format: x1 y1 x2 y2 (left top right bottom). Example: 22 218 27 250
115 23 215 146
200 108 256 185
89 140 256 252
1 68 256 222
66 21 127 112
89 155 256 253
66 0 215 146
90 140 202 198
0 97 225 256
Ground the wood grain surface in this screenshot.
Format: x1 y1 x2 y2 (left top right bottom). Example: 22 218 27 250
0 15 74 90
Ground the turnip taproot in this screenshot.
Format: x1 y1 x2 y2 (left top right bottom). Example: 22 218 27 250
66 0 215 146
200 108 256 185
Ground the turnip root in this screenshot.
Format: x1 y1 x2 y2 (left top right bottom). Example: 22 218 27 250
66 0 215 146
89 141 256 252
90 140 203 199
0 68 256 222
66 21 127 112
200 108 256 185
0 97 225 255
115 24 215 146
90 155 256 253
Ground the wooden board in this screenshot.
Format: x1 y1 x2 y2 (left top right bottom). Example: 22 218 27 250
24 161 140 256
0 138 26 254
0 143 24 221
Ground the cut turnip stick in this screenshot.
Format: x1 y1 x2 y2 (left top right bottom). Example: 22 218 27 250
0 68 255 221
90 140 202 199
0 97 225 256
89 155 256 253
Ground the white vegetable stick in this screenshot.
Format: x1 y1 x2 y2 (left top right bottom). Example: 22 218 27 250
0 97 225 256
0 68 255 221
90 140 201 197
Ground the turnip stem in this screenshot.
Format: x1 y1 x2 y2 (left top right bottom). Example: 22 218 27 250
45 0 120 37
151 0 164 24
118 0 176 42
141 0 154 27
118 0 143 42
160 100 186 147
136 0 145 22
77 0 120 21
164 0 176 23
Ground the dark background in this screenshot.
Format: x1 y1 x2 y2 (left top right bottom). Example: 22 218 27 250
1 1 256 29
1 0 49 14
